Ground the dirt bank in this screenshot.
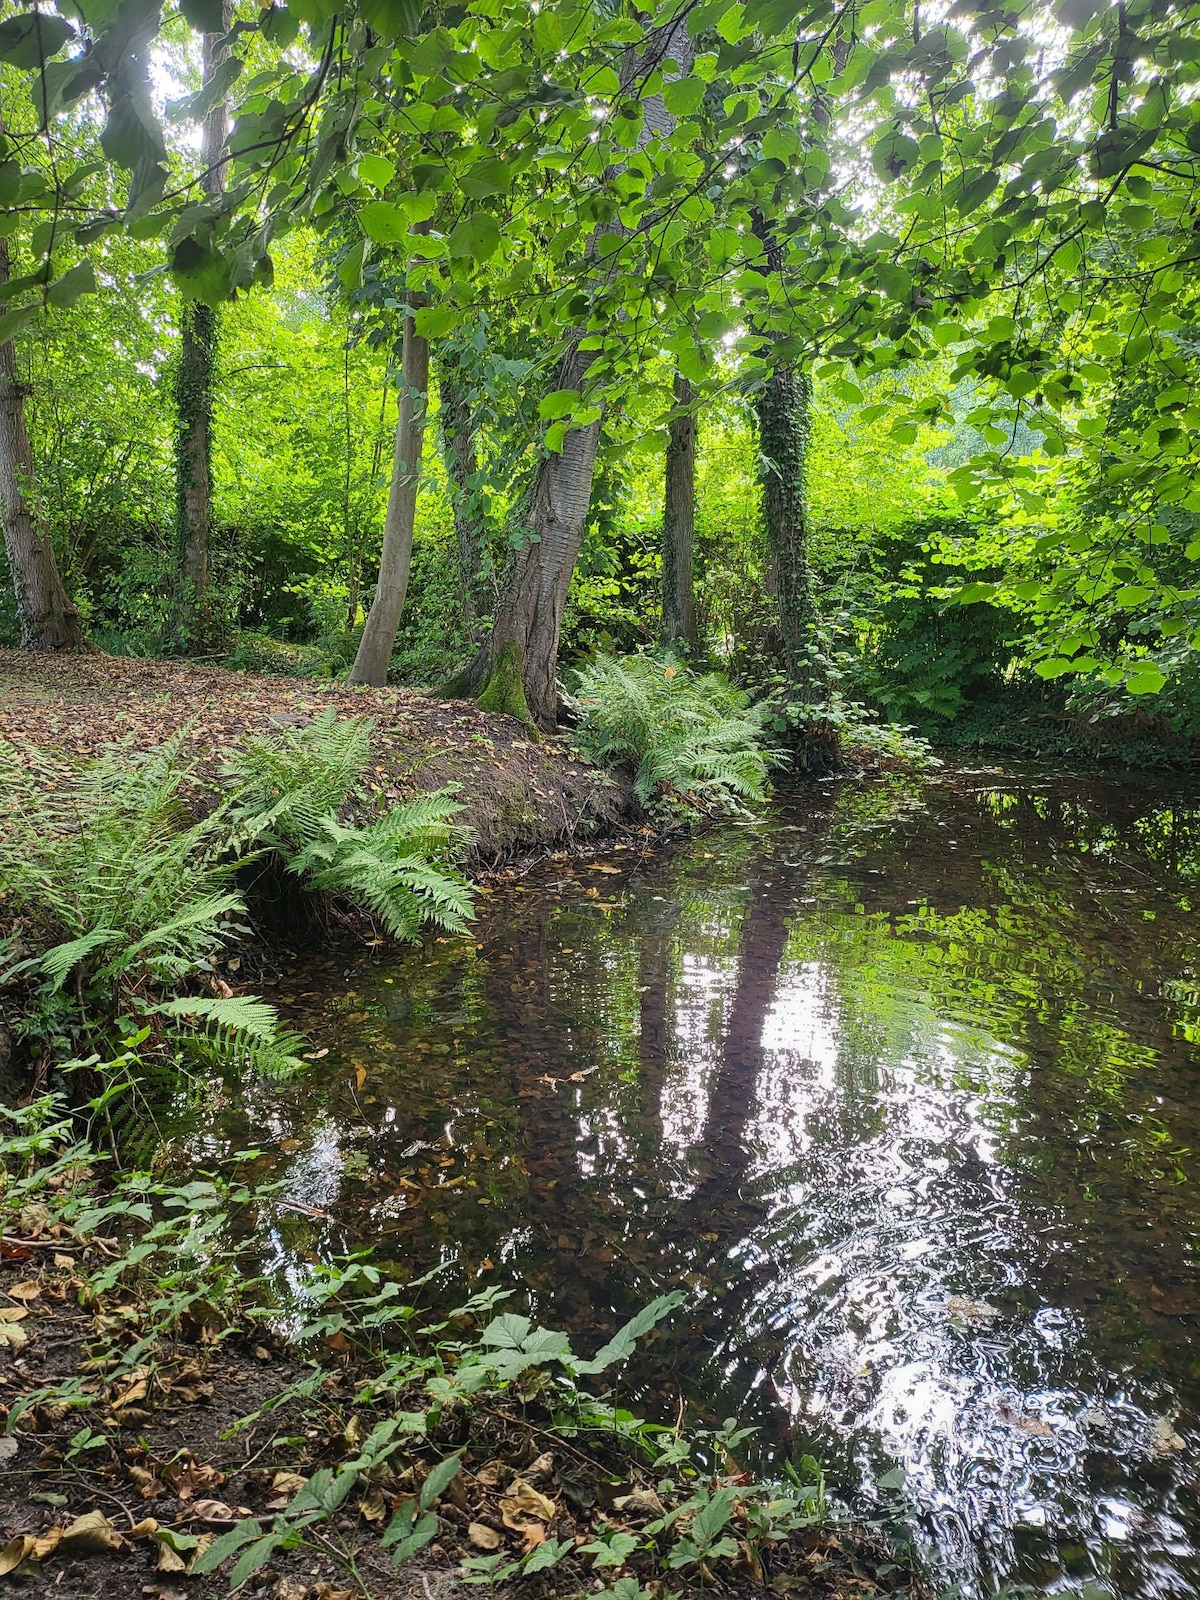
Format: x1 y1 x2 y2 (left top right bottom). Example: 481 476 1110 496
0 651 636 868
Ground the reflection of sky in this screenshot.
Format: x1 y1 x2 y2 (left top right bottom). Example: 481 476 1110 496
671 941 1197 1598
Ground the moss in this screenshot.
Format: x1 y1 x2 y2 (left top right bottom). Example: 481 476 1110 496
476 638 536 732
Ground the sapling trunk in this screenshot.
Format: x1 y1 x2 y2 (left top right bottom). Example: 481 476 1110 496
349 302 430 687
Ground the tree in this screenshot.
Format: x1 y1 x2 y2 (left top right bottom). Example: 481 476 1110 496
348 293 430 686
0 233 85 651
174 1 233 647
661 370 698 651
450 14 696 729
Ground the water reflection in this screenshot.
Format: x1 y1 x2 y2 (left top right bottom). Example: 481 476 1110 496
202 767 1200 1598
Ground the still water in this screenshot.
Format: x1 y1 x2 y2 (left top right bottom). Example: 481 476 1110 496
201 766 1200 1598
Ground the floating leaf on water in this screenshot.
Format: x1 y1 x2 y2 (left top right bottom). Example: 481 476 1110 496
1150 1415 1186 1455
947 1295 1000 1327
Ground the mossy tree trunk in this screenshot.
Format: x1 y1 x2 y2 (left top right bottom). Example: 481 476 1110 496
661 369 698 651
173 4 231 650
349 300 430 687
0 235 86 651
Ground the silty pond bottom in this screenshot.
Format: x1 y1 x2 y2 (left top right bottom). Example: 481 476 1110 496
193 765 1200 1598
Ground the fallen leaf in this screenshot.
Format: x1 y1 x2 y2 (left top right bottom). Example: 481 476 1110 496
114 1377 148 1409
613 1488 665 1518
7 1280 40 1301
500 1478 556 1531
0 1321 27 1351
156 1543 188 1573
129 1518 160 1539
60 1510 122 1554
128 1465 161 1499
474 1459 504 1488
525 1451 554 1480
269 1470 308 1496
0 1536 31 1575
0 1306 27 1321
0 1437 17 1464
468 1522 503 1551
31 1529 62 1560
520 1523 547 1555
168 1461 225 1500
358 1488 387 1523
188 1499 240 1524
354 1064 368 1090
53 1254 75 1271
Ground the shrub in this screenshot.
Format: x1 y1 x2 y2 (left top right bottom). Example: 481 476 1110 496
569 653 775 819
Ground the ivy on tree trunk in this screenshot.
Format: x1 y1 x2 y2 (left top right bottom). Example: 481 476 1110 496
0 235 86 652
662 370 698 652
173 7 231 650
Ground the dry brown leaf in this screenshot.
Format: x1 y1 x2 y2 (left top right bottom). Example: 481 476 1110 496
613 1488 666 1518
0 1536 31 1575
474 1459 504 1488
468 1522 503 1551
358 1488 387 1523
0 1306 28 1322
269 1470 308 1496
525 1451 554 1481
520 1523 547 1555
128 1465 161 1499
272 1579 309 1600
53 1254 75 1271
30 1529 62 1561
60 1510 122 1554
499 1478 556 1532
169 1461 225 1500
314 1586 355 1600
114 1378 148 1409
129 1518 160 1540
7 1280 40 1301
155 1542 188 1574
0 1322 27 1351
188 1499 239 1524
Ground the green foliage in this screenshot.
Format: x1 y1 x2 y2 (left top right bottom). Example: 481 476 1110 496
570 653 775 820
224 709 475 940
0 714 474 1100
0 736 300 1083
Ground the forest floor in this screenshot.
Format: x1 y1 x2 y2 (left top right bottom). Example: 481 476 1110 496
0 650 636 867
0 1152 921 1600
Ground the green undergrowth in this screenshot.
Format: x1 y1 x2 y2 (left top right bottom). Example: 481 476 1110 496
0 712 473 1105
0 1094 924 1599
569 653 777 822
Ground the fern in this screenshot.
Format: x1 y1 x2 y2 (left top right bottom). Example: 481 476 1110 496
0 738 299 1084
225 714 475 942
569 653 776 819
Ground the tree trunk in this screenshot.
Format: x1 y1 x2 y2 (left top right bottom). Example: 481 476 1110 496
437 348 487 630
0 235 86 651
661 369 698 651
348 302 430 686
753 360 818 691
173 6 231 648
454 18 693 731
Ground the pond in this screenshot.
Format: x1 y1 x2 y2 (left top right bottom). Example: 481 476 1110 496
195 764 1200 1599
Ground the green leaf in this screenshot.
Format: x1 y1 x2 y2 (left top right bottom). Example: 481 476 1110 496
537 388 581 422
0 303 41 346
448 213 501 261
413 303 459 338
523 1536 571 1574
572 1292 685 1374
180 0 228 31
358 0 423 38
46 260 96 309
662 77 706 118
358 154 395 191
170 236 232 304
418 1453 462 1511
360 201 409 243
875 263 911 302
0 11 74 69
872 130 920 183
191 1519 265 1575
